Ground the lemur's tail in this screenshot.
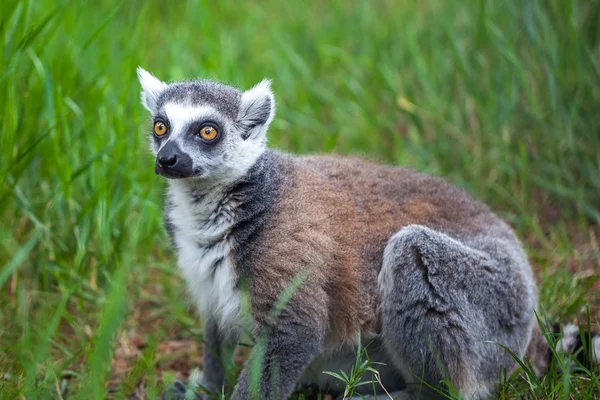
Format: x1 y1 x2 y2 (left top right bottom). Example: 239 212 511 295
526 321 600 377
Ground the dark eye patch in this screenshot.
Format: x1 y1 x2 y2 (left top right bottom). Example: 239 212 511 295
153 114 169 125
152 115 170 144
184 119 225 145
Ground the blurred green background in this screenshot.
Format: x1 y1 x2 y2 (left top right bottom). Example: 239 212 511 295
1 0 599 398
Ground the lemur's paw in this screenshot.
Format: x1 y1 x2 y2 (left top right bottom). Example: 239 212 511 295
161 380 201 400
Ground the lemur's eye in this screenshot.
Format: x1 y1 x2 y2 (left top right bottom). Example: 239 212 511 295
199 126 218 141
154 121 168 136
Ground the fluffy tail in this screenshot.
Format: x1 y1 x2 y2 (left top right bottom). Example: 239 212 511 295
526 321 600 377
555 323 600 368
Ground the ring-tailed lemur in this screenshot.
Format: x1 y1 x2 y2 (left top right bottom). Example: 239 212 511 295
137 68 599 400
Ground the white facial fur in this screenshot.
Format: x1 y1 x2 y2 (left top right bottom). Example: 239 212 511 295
137 67 275 186
160 103 267 186
148 103 217 155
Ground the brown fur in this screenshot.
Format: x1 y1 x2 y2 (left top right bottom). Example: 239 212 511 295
243 154 504 344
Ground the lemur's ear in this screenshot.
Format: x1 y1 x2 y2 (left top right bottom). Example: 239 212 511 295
137 67 167 113
238 79 275 140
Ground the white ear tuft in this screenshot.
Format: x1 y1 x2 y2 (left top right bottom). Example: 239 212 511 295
137 67 167 113
239 79 275 139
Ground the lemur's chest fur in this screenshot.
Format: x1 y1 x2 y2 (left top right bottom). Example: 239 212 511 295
166 181 244 334
164 152 286 335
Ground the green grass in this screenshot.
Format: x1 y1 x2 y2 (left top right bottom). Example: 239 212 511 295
1 0 599 398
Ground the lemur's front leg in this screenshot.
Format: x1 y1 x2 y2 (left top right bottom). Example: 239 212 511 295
231 295 326 400
161 318 226 400
232 325 324 400
198 317 226 396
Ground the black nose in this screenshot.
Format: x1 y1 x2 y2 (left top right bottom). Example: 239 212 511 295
158 153 177 168
155 141 195 178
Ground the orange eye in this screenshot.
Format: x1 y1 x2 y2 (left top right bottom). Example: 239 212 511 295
154 121 168 136
199 126 218 141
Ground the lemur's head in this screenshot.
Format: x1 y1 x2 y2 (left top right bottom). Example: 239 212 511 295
137 67 275 183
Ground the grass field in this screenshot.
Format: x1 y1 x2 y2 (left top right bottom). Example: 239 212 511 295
1 0 599 398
